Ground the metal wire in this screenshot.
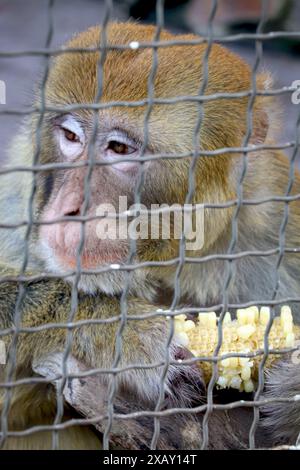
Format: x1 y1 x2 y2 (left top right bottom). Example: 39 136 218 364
1 86 298 119
0 0 55 449
152 0 218 450
0 0 300 450
49 0 114 450
1 31 300 59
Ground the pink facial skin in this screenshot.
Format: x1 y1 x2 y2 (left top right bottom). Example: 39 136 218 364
39 177 128 271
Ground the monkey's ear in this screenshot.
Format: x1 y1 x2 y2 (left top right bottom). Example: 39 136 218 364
251 109 269 144
250 72 273 145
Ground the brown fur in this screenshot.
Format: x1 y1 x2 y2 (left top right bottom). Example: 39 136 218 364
0 23 300 448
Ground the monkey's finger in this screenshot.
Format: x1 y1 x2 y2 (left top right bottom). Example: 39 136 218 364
165 345 206 408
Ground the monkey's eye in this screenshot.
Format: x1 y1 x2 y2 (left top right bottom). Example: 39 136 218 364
62 127 80 143
55 116 85 161
107 140 136 155
104 130 141 173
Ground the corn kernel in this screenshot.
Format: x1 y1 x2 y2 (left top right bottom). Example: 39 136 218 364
184 320 196 332
241 366 251 381
244 308 256 324
281 306 293 327
221 357 231 368
283 321 293 334
281 305 292 319
217 376 228 388
175 331 189 347
248 306 259 322
285 332 295 348
244 379 255 393
237 309 248 325
237 325 256 340
238 356 250 367
260 307 270 325
230 357 239 368
229 376 242 390
175 314 187 322
207 312 217 327
223 312 232 324
174 322 184 334
198 313 210 326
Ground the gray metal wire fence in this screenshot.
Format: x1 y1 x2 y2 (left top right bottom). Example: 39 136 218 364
0 0 300 450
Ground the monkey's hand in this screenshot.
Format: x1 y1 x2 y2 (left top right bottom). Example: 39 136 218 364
33 351 205 450
66 293 206 411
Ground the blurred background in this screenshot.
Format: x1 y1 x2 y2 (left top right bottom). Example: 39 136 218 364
0 0 299 165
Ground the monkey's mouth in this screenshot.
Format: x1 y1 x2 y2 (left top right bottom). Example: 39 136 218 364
52 244 127 271
40 218 130 270
55 251 100 270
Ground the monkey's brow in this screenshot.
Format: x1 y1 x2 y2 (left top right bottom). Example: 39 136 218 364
110 126 143 147
52 114 155 152
52 113 86 127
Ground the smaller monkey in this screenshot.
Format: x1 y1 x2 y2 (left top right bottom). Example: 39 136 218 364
0 262 206 450
0 263 271 450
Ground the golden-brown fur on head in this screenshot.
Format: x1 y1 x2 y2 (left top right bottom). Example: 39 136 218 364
1 23 299 306
34 24 282 295
43 23 279 211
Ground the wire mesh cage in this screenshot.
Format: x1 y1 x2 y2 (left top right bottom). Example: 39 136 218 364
0 0 300 450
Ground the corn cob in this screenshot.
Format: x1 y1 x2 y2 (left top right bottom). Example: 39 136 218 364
174 306 300 393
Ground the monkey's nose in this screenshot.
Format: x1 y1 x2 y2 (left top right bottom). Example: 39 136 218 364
65 208 81 217
58 190 83 218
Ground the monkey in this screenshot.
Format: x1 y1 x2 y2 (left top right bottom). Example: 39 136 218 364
0 22 299 448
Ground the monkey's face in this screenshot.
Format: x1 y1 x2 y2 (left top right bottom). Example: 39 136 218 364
37 104 201 295
37 106 194 278
38 111 144 268
34 23 262 295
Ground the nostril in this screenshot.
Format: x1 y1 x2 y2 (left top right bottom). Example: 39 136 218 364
65 208 80 217
60 192 83 218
